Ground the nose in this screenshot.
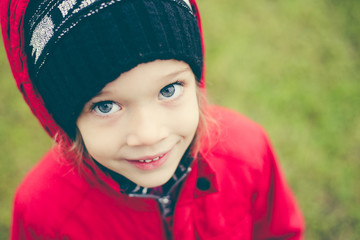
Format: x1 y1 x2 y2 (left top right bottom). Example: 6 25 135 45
126 107 169 147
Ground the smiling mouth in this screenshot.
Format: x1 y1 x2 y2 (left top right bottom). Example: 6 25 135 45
137 154 165 163
126 149 173 170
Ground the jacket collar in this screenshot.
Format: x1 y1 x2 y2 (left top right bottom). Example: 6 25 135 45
79 150 219 200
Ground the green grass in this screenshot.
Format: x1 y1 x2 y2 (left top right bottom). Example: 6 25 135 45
199 0 360 239
1 0 359 238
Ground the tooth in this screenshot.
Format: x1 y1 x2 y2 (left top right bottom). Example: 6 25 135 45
145 159 152 163
139 160 145 163
153 157 160 161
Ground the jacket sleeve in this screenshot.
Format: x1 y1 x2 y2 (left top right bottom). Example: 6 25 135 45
11 187 67 240
11 194 39 240
252 133 305 240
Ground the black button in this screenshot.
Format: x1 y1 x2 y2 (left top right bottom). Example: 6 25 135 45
196 177 210 191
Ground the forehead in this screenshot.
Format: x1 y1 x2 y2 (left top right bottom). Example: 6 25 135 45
93 60 193 98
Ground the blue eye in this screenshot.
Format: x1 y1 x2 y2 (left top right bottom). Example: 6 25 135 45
92 101 121 115
159 82 184 100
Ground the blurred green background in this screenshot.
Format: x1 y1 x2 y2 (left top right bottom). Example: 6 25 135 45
1 0 359 239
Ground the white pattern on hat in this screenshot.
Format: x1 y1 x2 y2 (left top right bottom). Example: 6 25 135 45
78 0 96 10
30 15 55 63
58 0 77 17
183 0 191 8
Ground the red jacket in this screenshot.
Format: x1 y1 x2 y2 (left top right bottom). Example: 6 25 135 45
1 0 304 239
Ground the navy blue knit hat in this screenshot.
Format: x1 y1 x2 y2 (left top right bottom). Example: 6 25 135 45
24 0 203 139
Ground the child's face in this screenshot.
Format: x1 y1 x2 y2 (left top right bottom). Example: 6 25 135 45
77 60 199 188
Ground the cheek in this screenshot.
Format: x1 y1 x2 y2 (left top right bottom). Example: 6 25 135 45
77 120 122 161
84 135 111 160
170 93 200 138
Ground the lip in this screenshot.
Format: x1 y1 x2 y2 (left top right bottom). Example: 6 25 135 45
125 150 168 162
126 150 172 171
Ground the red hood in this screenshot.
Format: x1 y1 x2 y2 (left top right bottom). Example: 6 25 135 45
0 0 206 142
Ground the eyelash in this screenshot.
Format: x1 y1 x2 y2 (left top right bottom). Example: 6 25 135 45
89 101 121 116
159 80 185 100
173 80 185 86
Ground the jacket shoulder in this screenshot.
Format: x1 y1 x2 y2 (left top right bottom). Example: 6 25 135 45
205 105 268 151
210 105 265 137
12 147 92 237
202 105 270 169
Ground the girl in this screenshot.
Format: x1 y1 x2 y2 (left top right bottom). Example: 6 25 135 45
1 0 305 239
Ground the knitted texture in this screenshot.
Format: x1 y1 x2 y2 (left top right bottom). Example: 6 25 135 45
24 0 203 139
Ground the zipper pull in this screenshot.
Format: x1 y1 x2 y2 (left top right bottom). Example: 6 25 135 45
158 196 172 217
